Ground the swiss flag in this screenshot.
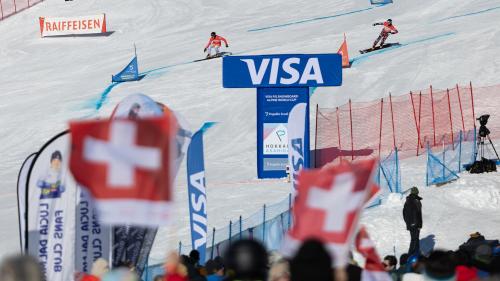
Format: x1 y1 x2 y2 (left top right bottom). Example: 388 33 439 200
356 227 392 281
282 159 377 266
69 116 177 226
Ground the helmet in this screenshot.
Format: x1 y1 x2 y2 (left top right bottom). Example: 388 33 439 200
387 19 392 23
211 32 216 37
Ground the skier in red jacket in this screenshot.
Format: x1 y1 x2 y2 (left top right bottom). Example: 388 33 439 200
372 19 398 49
204 32 229 58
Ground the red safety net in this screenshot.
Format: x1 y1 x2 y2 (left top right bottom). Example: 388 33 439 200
314 83 499 167
0 0 43 21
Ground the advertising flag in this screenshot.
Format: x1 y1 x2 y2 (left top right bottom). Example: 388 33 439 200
26 132 76 281
187 128 208 263
287 103 308 194
282 159 376 267
112 56 140 82
17 152 37 253
337 34 350 68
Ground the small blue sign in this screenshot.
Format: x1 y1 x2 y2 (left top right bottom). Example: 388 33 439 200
257 87 309 178
223 54 342 88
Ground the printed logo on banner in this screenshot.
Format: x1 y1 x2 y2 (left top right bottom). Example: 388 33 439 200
37 150 65 199
263 123 288 155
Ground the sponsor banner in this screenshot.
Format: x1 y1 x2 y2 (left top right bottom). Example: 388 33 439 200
26 132 76 281
75 187 112 274
257 87 309 178
112 56 140 82
17 152 37 253
39 14 107 37
287 103 308 194
223 54 342 88
187 129 208 263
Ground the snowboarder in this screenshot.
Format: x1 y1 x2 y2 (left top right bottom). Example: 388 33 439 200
372 19 398 49
204 32 229 58
403 187 422 257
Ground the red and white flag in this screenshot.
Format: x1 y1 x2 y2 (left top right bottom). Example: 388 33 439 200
69 116 177 226
356 227 392 281
282 159 377 266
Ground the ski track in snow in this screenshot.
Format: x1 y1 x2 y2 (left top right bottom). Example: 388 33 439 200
436 5 500 22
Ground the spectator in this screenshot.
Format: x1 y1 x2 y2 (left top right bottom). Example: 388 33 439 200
289 239 333 281
383 255 398 281
205 257 225 281
268 259 290 281
224 239 268 281
423 250 456 281
395 253 409 281
403 187 423 257
164 253 188 281
0 255 45 281
454 250 478 281
81 258 109 281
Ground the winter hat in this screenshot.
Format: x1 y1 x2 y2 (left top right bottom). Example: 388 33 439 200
469 232 481 239
224 239 268 280
290 239 332 281
91 258 109 277
411 187 419 195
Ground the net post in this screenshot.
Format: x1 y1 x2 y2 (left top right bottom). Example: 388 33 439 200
458 131 463 173
447 89 454 146
389 93 396 148
229 220 232 245
262 204 266 241
456 84 465 132
349 99 354 160
211 227 216 259
336 107 342 162
470 81 476 128
430 85 437 146
314 103 319 168
410 91 420 156
178 241 182 255
239 216 242 240
14 0 17 13
379 98 384 158
287 193 292 230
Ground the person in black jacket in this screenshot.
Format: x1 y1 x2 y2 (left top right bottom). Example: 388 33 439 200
403 187 423 257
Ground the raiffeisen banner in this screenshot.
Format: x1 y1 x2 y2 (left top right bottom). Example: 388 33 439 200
39 14 107 37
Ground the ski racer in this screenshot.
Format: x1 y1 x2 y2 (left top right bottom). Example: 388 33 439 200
372 19 398 49
204 32 229 58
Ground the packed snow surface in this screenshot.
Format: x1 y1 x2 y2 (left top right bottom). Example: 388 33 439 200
1 0 500 262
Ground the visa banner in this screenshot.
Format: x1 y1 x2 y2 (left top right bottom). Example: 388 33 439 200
39 14 107 37
186 129 207 263
223 54 342 88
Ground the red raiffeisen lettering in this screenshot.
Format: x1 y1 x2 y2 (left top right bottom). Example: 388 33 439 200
45 19 101 32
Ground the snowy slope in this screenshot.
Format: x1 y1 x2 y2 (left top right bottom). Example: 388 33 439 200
1 0 500 261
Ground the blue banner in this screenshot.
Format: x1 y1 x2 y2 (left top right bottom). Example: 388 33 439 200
223 54 342 88
187 129 207 263
257 87 310 178
112 56 139 82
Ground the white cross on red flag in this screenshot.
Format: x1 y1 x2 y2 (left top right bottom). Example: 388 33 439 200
355 226 392 281
69 116 177 226
282 159 377 267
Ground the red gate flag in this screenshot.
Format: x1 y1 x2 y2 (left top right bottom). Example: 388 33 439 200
356 227 392 281
337 34 350 68
282 159 377 266
69 117 177 226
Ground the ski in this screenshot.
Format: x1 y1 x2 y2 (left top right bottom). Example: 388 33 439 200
193 52 232 62
359 43 400 54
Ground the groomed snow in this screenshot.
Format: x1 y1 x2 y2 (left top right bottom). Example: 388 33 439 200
1 0 500 262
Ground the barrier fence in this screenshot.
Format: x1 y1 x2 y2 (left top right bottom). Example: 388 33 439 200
0 0 43 21
314 82 500 166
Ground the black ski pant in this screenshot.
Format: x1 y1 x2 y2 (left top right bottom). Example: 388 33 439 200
373 32 389 48
408 227 420 256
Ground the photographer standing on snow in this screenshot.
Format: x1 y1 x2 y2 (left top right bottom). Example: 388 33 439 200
403 187 423 257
